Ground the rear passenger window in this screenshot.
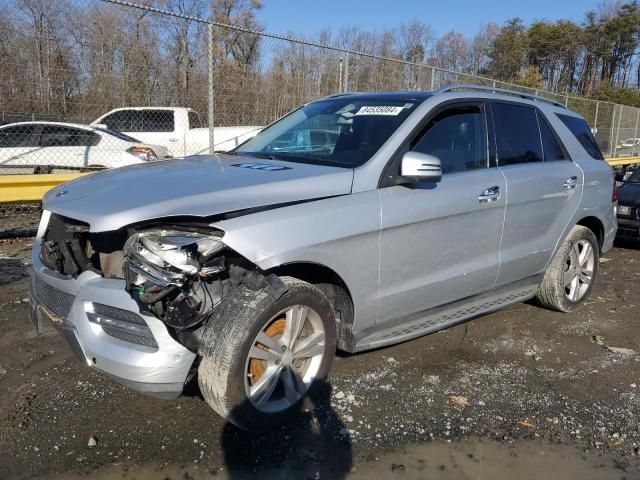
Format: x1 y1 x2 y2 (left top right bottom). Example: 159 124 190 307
556 114 604 160
140 110 175 132
492 103 543 166
412 106 487 174
39 126 100 147
537 112 568 161
102 111 133 131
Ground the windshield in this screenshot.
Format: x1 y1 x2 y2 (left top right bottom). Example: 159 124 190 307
235 98 419 167
95 127 141 143
628 169 640 183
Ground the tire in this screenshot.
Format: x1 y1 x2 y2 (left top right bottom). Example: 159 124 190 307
536 225 599 313
198 276 337 431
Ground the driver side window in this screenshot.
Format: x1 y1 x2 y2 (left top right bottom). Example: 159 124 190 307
412 106 488 174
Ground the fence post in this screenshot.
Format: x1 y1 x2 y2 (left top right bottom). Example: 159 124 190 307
344 52 349 92
609 105 617 158
338 57 343 93
633 109 640 157
594 101 599 131
207 22 215 155
614 105 623 158
564 95 569 107
430 67 435 91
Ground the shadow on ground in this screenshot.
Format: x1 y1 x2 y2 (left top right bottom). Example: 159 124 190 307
221 381 352 479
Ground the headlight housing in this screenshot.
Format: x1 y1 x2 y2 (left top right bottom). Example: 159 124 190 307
124 229 225 287
127 146 158 162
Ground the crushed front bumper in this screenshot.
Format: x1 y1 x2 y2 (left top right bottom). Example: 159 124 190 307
29 240 196 399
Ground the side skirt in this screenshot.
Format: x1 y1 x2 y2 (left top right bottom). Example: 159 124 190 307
352 276 542 353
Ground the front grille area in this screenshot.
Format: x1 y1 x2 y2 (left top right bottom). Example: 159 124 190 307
33 276 75 318
40 213 127 278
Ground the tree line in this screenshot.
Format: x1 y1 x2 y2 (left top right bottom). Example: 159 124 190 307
1 0 639 128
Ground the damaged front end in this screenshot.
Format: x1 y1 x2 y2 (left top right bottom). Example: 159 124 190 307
122 228 229 348
39 214 286 354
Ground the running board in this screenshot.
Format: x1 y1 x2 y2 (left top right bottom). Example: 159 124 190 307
353 277 541 352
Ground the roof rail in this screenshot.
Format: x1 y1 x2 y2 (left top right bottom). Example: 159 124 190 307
435 84 567 109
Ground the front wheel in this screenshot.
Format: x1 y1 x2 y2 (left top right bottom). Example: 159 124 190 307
198 276 336 430
536 225 599 312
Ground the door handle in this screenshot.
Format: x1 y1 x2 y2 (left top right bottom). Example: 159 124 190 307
564 176 578 189
479 186 501 203
168 138 179 143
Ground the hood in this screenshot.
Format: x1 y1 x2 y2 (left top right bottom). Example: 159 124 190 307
44 154 354 232
618 181 640 207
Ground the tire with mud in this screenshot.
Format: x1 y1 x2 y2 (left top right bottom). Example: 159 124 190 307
536 225 599 313
198 276 336 431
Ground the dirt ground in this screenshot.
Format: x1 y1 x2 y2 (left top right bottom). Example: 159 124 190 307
1 237 640 479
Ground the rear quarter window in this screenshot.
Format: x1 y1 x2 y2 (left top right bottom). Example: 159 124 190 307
556 114 604 160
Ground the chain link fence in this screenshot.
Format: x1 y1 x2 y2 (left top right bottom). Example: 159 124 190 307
1 0 640 235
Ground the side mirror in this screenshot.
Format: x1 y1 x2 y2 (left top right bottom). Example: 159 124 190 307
93 123 108 130
399 151 442 184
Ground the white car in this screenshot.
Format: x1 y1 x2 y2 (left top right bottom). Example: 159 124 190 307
0 121 170 173
619 138 640 149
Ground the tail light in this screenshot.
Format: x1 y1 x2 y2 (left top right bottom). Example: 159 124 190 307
127 146 158 162
612 177 619 203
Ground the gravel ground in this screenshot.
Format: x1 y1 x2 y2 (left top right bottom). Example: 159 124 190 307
0 237 639 479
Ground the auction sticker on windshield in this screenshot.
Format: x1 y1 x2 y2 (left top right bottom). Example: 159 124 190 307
356 106 405 116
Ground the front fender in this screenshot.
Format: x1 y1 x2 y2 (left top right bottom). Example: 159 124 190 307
214 191 382 331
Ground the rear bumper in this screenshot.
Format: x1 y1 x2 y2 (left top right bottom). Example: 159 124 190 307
29 240 196 399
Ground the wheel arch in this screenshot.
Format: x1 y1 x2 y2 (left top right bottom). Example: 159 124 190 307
575 215 605 252
267 261 356 352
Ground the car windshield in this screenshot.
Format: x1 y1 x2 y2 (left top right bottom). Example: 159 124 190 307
627 169 640 183
95 127 141 143
235 98 420 167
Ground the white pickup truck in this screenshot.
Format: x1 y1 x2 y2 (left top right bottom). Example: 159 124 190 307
91 107 262 158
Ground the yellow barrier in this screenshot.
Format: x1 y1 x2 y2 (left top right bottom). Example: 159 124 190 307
606 156 640 167
0 156 638 205
0 173 88 204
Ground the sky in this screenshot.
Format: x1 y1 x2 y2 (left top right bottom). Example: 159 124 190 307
257 0 604 38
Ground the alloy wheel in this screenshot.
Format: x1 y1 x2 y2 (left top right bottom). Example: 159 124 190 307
244 305 326 413
563 239 595 302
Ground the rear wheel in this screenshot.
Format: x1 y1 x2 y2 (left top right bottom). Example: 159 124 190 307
198 276 336 430
536 225 599 312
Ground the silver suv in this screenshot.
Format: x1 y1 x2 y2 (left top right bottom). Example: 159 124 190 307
30 85 617 430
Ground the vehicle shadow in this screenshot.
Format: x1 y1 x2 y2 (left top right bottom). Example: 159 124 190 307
613 237 640 250
220 381 352 479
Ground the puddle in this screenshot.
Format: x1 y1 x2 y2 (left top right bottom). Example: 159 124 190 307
52 438 634 480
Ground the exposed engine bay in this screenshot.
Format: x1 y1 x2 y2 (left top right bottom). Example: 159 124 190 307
123 228 227 332
39 213 287 352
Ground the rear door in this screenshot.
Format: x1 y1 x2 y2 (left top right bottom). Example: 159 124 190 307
491 102 583 286
378 101 506 323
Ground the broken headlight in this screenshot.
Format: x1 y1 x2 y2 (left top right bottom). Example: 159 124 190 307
123 229 225 287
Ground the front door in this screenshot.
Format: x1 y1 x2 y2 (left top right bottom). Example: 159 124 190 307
378 102 506 324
